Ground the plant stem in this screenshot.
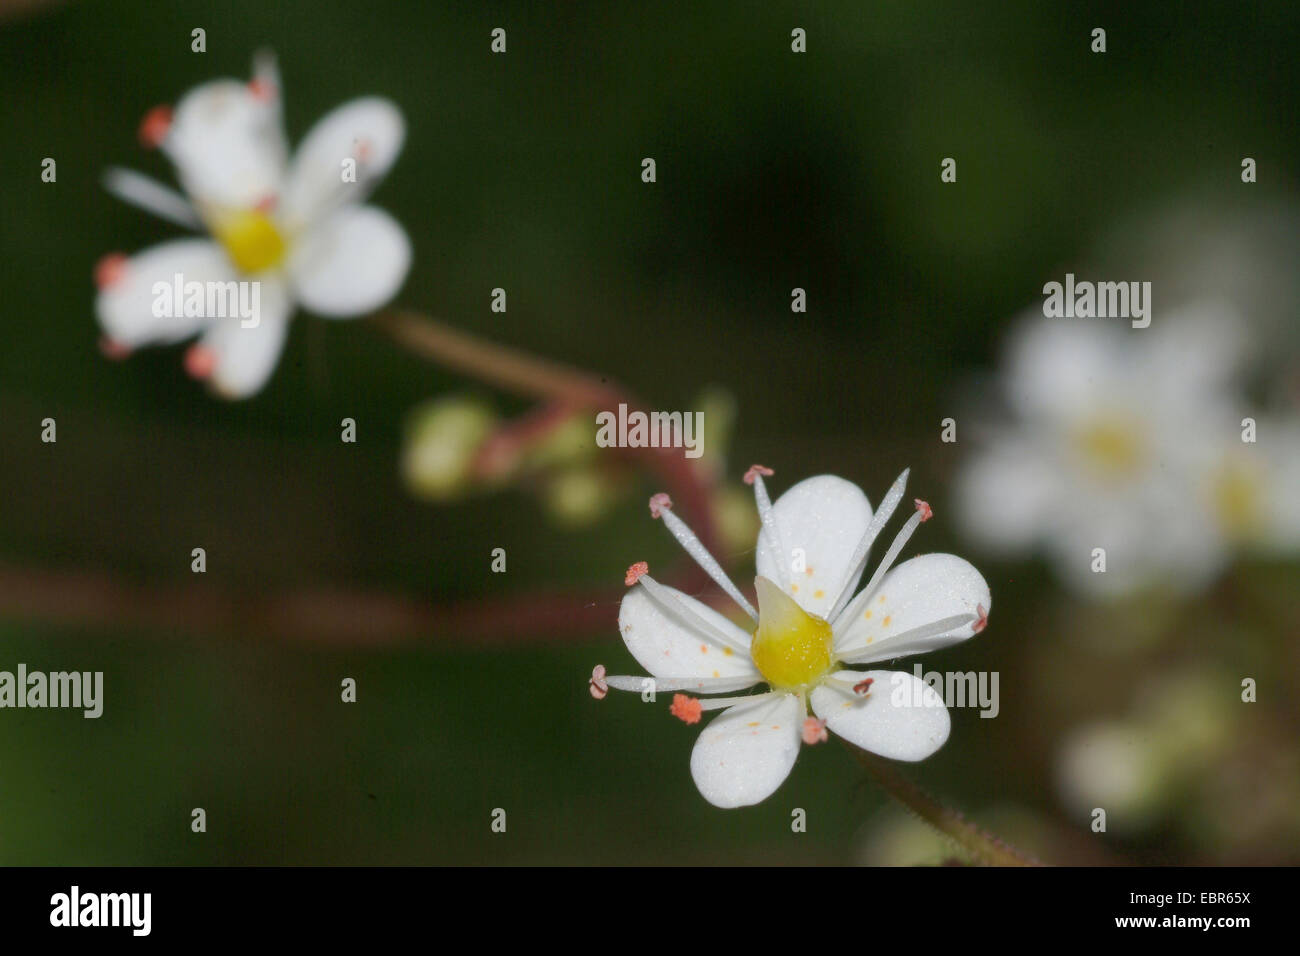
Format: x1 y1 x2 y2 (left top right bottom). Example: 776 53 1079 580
371 308 722 555
845 741 1042 866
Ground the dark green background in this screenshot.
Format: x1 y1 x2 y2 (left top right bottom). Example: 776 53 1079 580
1 0 1296 863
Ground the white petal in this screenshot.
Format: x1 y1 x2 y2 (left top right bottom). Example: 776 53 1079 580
835 553 990 661
617 586 758 682
197 280 293 399
953 434 1060 555
287 205 411 317
812 670 950 761
755 475 873 620
1004 316 1126 426
166 79 287 210
95 239 234 347
280 97 405 226
690 694 802 808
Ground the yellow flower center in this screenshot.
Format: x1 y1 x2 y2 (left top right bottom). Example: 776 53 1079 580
213 209 287 273
1211 463 1262 539
1074 418 1143 478
750 575 835 691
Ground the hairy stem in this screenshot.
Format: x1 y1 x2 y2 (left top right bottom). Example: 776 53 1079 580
846 741 1042 866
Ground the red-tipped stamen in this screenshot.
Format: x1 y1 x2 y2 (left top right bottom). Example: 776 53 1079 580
247 78 275 101
670 694 702 725
589 665 609 700
802 717 828 745
183 344 218 380
743 464 774 486
648 492 672 519
624 561 649 587
973 604 989 634
98 337 133 361
914 499 933 522
138 105 173 149
94 252 128 290
853 677 875 695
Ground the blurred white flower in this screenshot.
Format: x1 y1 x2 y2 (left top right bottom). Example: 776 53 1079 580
94 52 410 398
955 307 1300 597
592 466 990 808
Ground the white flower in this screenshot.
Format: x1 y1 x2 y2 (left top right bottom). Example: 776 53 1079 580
94 52 411 398
955 307 1300 597
591 465 991 809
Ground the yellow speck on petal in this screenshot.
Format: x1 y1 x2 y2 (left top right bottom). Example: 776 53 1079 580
883 616 892 627
747 721 760 727
723 647 733 656
814 589 825 599
712 670 719 678
866 636 874 644
878 595 886 604
791 583 799 593
805 566 814 576
699 644 708 654
864 609 872 619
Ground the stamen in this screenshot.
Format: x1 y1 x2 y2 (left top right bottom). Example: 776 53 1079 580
624 561 648 586
636 574 749 654
98 337 133 361
648 492 672 518
914 498 933 522
183 344 218 381
93 252 128 290
138 105 173 149
802 717 828 745
247 78 275 101
588 665 608 700
826 468 909 624
102 168 202 230
670 694 703 725
837 612 978 664
848 497 931 612
973 604 989 634
603 674 759 694
694 690 780 712
746 466 789 591
853 677 875 695
649 493 758 622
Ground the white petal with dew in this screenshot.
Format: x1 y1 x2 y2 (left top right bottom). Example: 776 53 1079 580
812 670 950 761
755 475 873 620
690 693 802 808
617 585 758 682
835 553 990 661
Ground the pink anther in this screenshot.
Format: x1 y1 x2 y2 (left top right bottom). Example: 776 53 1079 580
802 717 828 745
648 492 672 518
94 252 128 290
853 677 875 696
624 561 649 587
670 694 702 725
589 665 608 700
743 464 774 486
914 499 933 522
183 344 218 380
973 604 989 634
138 105 173 149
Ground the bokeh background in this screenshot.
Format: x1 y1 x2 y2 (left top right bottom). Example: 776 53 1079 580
1 0 1297 864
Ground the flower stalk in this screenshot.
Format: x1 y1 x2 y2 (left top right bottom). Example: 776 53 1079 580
845 740 1042 866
